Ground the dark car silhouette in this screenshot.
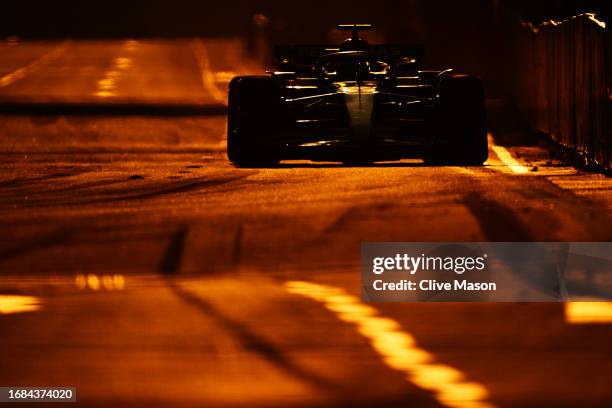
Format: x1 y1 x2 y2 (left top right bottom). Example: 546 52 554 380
227 24 487 167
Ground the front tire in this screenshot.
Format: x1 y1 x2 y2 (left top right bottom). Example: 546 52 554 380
426 74 488 165
227 76 281 168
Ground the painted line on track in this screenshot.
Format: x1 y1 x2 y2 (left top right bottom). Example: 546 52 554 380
0 41 71 87
565 302 612 324
285 281 496 408
75 274 125 291
488 135 529 174
191 39 227 105
0 295 42 314
95 40 138 98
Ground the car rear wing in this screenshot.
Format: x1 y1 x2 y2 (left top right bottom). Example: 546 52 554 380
337 24 372 41
275 44 425 66
337 24 372 30
369 45 424 63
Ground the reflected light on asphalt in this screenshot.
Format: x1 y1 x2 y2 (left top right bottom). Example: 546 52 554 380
102 275 115 290
191 40 226 104
113 274 125 290
75 273 87 290
0 295 42 314
565 302 612 323
124 39 140 50
214 71 237 82
490 142 529 174
115 57 131 70
0 41 71 88
95 57 132 98
87 274 101 291
75 274 125 291
285 281 495 408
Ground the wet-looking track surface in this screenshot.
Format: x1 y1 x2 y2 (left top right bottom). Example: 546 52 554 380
0 39 611 408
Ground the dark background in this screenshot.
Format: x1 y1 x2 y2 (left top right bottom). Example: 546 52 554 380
1 0 609 121
0 0 608 39
1 1 608 97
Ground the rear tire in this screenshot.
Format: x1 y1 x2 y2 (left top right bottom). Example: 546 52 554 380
227 76 281 168
426 74 488 165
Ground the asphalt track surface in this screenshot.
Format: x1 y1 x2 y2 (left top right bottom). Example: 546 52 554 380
0 39 611 408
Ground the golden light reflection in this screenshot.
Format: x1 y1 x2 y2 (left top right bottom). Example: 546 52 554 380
0 295 42 314
102 275 115 290
523 12 606 33
75 274 125 291
214 71 237 82
95 57 132 98
115 57 131 70
75 273 87 290
191 40 226 104
113 274 125 290
0 41 71 88
489 134 529 174
383 347 433 368
87 274 101 291
565 302 612 323
123 39 140 50
285 281 495 408
335 81 377 94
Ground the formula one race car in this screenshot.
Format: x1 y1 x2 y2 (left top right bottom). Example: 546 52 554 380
227 24 487 167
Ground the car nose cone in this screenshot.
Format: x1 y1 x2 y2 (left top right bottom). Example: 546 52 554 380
339 82 376 142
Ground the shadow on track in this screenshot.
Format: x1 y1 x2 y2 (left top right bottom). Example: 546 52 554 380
269 161 440 169
158 228 336 390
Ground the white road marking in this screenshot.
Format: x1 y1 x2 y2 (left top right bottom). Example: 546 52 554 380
489 141 529 174
0 295 42 314
565 302 612 324
95 57 133 98
75 274 125 291
94 40 139 98
285 281 495 408
546 170 612 209
191 39 226 105
123 39 140 50
551 179 611 188
486 138 611 323
549 175 612 197
487 135 611 209
0 41 71 87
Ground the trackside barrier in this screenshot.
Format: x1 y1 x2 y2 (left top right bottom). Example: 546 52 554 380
517 14 609 171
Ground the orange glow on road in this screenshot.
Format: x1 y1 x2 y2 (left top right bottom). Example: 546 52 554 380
0 295 42 314
0 41 71 88
95 40 139 98
95 55 133 98
87 274 101 291
191 39 226 104
75 274 125 291
285 281 495 408
565 302 612 323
